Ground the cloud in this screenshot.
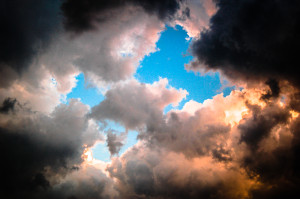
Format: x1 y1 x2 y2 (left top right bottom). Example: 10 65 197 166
0 0 62 88
45 163 118 199
70 8 164 84
0 65 77 113
0 0 80 113
239 102 290 150
107 142 258 199
36 6 165 87
0 99 103 198
260 79 281 100
174 0 216 37
238 109 300 198
137 89 250 158
0 97 18 114
102 85 300 198
61 0 184 33
189 0 300 88
106 130 128 156
90 78 187 129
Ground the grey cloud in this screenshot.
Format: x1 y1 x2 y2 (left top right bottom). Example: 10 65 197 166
0 0 62 88
139 109 231 158
107 143 254 199
189 0 300 89
106 130 127 156
61 0 184 33
90 79 187 129
239 103 290 150
0 97 18 113
240 116 300 199
0 99 103 198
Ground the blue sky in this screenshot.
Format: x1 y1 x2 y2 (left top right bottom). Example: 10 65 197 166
66 25 233 162
135 25 226 105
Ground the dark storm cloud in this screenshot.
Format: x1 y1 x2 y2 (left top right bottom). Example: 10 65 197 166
0 127 78 197
239 103 290 150
0 0 61 88
107 143 253 199
0 97 18 113
261 79 280 100
240 115 300 199
0 99 102 198
62 0 184 32
190 0 300 88
187 1 300 196
288 91 300 112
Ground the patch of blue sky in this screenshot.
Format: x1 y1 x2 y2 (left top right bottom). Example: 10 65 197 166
98 120 126 132
91 131 138 162
91 142 111 162
135 25 232 110
66 73 104 107
91 120 138 161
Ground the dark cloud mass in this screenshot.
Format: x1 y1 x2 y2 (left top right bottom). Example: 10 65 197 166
0 99 103 198
239 103 290 149
62 0 183 32
187 3 300 195
0 97 18 113
190 0 300 88
0 0 61 87
240 111 300 199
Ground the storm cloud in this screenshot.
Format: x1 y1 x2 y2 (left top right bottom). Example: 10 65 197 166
62 0 184 33
189 0 300 88
0 0 61 88
0 99 103 198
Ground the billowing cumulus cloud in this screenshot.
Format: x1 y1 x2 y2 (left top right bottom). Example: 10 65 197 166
189 0 300 88
103 85 300 199
66 8 164 84
174 0 216 37
107 143 257 199
90 78 188 129
0 97 18 114
45 163 119 199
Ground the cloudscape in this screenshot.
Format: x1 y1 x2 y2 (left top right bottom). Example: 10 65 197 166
1 0 300 198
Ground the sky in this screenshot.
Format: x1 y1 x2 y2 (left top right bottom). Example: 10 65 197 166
67 25 231 162
1 0 300 199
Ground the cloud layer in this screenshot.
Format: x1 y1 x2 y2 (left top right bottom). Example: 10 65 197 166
189 0 300 88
